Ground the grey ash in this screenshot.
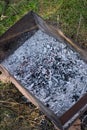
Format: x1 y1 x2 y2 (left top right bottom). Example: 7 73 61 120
2 30 87 116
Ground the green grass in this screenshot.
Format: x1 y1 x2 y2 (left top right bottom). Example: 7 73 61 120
0 0 87 129
0 0 87 48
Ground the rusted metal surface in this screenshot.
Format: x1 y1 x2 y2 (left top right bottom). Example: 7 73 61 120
0 11 87 130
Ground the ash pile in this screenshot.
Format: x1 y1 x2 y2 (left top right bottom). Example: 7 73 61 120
2 30 87 116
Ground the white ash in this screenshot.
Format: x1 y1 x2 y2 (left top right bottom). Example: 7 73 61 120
2 30 87 116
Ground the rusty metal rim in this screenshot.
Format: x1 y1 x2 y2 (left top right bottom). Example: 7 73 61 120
0 11 87 130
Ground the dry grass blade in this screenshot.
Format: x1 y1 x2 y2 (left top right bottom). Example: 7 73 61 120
76 14 83 41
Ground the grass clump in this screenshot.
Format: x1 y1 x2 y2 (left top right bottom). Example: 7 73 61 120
0 82 55 130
